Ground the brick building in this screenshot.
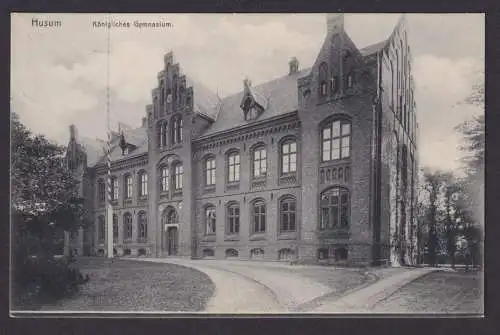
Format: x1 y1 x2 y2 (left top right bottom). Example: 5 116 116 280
66 14 418 266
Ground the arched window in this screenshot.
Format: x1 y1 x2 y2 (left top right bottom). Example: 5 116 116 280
172 116 183 144
173 162 183 190
318 62 328 97
227 202 240 234
204 156 216 186
227 151 240 183
159 80 165 105
278 248 294 261
205 205 216 235
330 76 339 94
202 249 214 258
138 171 148 197
252 199 266 233
124 174 133 199
252 145 267 178
113 214 118 241
225 248 238 258
321 119 351 161
123 213 132 242
138 211 147 242
320 187 350 230
281 139 297 174
250 248 265 260
98 215 105 242
160 165 169 193
280 196 296 233
97 179 105 203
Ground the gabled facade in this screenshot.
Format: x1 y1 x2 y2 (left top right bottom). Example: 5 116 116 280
66 14 418 266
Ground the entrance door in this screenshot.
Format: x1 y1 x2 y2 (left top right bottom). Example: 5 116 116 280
167 227 178 256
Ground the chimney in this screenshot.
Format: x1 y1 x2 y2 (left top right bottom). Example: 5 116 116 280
289 57 299 75
326 13 344 34
69 124 78 140
142 117 147 127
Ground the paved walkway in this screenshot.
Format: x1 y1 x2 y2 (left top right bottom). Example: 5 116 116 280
126 258 435 313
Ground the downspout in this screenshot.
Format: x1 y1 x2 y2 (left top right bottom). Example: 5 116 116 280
371 50 383 265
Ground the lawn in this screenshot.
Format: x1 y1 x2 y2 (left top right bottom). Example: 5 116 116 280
372 270 484 314
31 258 215 312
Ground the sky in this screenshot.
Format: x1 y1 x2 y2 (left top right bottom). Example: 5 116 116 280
11 13 484 173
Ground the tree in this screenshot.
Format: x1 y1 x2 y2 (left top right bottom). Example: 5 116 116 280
11 112 86 258
441 173 461 268
421 169 450 267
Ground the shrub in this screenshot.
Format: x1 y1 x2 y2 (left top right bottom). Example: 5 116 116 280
13 256 89 308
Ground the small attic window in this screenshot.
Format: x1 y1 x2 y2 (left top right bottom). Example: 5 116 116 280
245 107 259 121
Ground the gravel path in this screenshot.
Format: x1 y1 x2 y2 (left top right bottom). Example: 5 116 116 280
38 258 215 312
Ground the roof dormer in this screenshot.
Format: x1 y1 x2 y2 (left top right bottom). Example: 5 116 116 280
240 77 267 121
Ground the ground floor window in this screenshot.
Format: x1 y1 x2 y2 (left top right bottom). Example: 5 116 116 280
278 248 294 261
250 248 265 260
225 248 238 258
317 248 329 260
334 247 348 261
202 249 215 258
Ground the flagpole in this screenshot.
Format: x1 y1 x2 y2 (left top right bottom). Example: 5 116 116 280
105 18 114 259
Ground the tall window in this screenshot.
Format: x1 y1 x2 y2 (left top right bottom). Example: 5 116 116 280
252 200 266 233
205 206 216 235
205 157 216 186
253 146 267 178
346 73 354 89
227 151 240 183
281 140 297 174
174 163 183 190
111 177 118 201
124 174 133 199
138 171 148 197
280 197 296 232
138 211 147 241
98 215 105 242
167 209 178 225
160 166 169 192
172 117 183 144
98 180 105 202
322 119 351 161
161 121 168 147
318 62 328 97
123 213 132 241
113 214 118 241
320 187 350 230
227 202 240 234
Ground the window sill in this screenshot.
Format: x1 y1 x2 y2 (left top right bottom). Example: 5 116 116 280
201 235 216 242
204 185 215 194
224 234 240 241
316 228 350 239
279 174 297 185
277 232 298 240
249 233 266 241
225 183 239 191
159 191 169 199
251 178 267 189
136 238 148 243
173 190 183 198
123 198 133 205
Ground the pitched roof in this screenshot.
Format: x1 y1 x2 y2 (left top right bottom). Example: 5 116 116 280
186 76 221 120
359 40 388 57
79 126 148 168
200 67 310 137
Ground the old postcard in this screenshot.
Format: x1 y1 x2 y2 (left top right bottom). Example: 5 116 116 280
10 13 484 315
